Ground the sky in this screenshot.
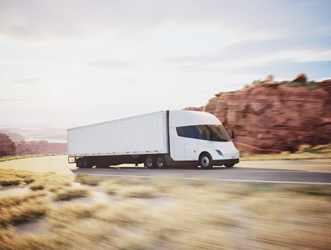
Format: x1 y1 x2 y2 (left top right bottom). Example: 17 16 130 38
1 0 331 138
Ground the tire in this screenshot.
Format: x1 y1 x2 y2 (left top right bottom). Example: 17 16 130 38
156 155 167 169
199 153 213 170
77 158 83 168
83 158 92 168
225 164 234 168
145 155 156 169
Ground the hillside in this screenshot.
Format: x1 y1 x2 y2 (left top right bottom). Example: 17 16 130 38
190 74 331 154
15 140 68 155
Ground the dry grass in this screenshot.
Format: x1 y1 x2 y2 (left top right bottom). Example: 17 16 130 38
0 154 63 163
53 186 90 201
1 171 331 249
0 195 49 228
241 143 331 161
75 173 107 186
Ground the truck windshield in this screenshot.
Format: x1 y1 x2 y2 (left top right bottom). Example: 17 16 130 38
206 125 231 142
176 125 231 142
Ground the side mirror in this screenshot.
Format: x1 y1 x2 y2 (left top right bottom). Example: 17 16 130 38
231 130 235 140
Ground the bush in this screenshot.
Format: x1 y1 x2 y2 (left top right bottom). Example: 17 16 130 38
0 177 21 186
297 144 311 153
289 81 303 87
305 81 319 90
0 197 49 228
118 185 157 198
29 181 45 191
75 174 107 186
100 181 121 195
53 187 90 201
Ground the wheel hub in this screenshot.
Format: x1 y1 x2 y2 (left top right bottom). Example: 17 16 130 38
157 158 164 167
202 156 209 167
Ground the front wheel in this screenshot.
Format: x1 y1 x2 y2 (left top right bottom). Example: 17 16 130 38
77 158 83 168
83 158 92 168
199 153 213 170
156 155 167 169
145 155 156 169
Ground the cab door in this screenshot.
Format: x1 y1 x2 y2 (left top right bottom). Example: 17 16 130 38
171 127 185 161
184 138 198 161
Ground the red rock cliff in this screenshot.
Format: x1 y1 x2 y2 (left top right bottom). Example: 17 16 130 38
16 140 68 155
0 133 16 156
204 79 331 154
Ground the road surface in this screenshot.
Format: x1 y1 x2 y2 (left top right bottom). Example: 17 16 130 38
1 155 331 184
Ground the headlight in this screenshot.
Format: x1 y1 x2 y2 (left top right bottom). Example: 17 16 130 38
215 150 223 157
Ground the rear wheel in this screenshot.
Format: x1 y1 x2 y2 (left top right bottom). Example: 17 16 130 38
145 155 156 169
199 153 213 170
156 155 167 169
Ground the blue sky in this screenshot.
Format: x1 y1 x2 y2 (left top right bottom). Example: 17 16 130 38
0 0 330 134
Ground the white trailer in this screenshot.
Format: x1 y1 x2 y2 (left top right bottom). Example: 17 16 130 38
67 110 239 169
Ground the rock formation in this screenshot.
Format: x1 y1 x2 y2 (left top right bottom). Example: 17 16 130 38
204 76 331 154
15 140 68 155
0 133 16 156
292 73 307 83
183 106 204 111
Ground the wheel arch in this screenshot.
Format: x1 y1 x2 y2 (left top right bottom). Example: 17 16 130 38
199 151 212 160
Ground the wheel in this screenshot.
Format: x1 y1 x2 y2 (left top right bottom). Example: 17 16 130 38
77 158 83 168
156 155 167 169
225 164 234 168
145 155 156 169
83 158 92 168
199 153 213 170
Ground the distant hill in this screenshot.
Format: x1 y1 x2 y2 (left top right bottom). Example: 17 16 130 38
0 130 29 142
15 140 68 155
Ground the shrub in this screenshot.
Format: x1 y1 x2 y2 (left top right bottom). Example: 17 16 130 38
0 177 21 186
305 81 319 90
100 181 121 195
118 185 157 198
297 144 311 153
23 176 35 184
29 181 45 191
0 196 24 208
75 174 107 186
53 187 90 201
289 81 303 87
0 197 49 228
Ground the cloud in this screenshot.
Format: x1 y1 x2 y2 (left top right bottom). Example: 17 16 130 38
85 60 133 70
165 34 331 73
234 60 331 80
12 78 41 86
1 0 330 42
0 98 28 105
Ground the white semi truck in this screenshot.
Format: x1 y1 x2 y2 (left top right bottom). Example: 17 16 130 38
67 110 239 170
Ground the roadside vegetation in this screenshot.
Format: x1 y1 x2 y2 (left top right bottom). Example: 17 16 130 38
0 154 65 163
240 143 331 161
1 169 330 249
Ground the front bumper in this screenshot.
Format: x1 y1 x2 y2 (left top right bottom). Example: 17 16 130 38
213 158 239 166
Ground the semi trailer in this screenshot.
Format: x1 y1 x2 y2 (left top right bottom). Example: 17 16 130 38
67 110 239 170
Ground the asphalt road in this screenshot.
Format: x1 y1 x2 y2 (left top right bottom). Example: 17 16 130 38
1 156 331 184
72 166 331 184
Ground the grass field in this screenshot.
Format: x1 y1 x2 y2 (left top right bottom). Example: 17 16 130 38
1 169 331 249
